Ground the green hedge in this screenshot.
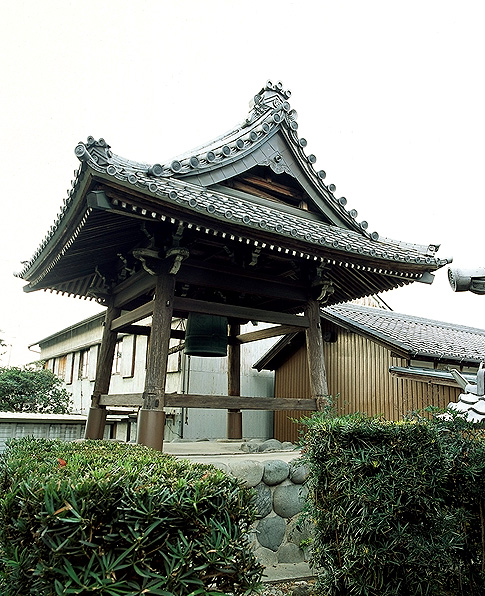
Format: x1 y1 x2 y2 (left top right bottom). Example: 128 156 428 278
0 438 263 595
303 414 485 596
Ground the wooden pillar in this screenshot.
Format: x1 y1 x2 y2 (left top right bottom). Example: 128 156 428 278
227 321 242 439
84 301 121 439
137 270 175 451
305 299 330 410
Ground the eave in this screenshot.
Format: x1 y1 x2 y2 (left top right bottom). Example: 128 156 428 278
16 81 450 312
389 366 479 386
18 152 448 288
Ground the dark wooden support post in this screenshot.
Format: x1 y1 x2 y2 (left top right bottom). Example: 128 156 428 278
137 269 176 451
85 301 121 439
305 299 330 410
227 321 242 439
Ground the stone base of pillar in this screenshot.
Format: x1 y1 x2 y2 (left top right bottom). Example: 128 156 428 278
84 407 107 439
137 409 166 451
227 409 243 439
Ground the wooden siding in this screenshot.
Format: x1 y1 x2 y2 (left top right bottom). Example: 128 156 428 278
274 342 312 444
274 325 463 443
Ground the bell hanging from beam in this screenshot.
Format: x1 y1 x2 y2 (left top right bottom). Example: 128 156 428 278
184 313 228 357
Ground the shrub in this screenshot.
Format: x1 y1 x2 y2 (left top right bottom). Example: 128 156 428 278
0 438 263 595
302 413 485 596
0 365 72 413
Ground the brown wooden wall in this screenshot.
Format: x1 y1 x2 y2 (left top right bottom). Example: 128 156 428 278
274 326 462 443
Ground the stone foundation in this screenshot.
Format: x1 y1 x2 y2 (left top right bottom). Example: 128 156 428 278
209 456 311 566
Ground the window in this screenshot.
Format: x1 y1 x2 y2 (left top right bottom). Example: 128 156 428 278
66 354 74 385
112 340 122 375
79 349 89 379
57 355 67 379
121 335 136 378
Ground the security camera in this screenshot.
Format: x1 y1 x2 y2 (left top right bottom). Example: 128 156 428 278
448 267 485 294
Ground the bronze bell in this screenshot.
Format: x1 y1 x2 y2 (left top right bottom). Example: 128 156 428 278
184 313 228 357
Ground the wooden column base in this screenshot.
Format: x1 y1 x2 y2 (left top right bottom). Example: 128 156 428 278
227 409 242 439
84 407 107 439
137 409 166 451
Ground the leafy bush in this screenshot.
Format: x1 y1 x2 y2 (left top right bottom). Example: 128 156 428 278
0 438 263 595
302 413 485 596
0 365 72 413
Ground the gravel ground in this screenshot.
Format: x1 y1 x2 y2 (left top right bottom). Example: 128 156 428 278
256 579 316 596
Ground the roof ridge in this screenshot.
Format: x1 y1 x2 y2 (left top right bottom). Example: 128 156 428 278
114 80 379 238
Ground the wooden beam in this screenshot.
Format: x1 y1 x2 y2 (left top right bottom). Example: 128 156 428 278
114 325 184 341
119 324 151 336
235 325 303 344
112 261 307 309
174 297 310 327
85 302 121 439
120 323 296 345
111 301 154 332
305 299 329 410
177 264 308 303
100 393 317 411
227 322 242 439
137 271 175 451
113 270 155 308
111 297 309 333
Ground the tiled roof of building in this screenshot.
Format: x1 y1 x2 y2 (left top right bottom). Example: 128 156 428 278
17 81 449 289
322 303 485 364
255 304 485 372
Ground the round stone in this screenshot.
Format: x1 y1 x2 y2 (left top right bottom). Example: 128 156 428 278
228 460 263 487
252 482 273 518
277 542 305 564
292 582 314 596
210 462 229 474
273 484 309 518
262 459 289 486
256 515 286 551
289 460 310 484
259 439 283 452
287 516 313 547
253 545 278 566
240 440 261 453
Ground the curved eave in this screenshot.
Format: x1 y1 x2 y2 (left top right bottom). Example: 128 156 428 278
91 162 447 271
17 162 93 285
17 81 450 298
18 149 448 295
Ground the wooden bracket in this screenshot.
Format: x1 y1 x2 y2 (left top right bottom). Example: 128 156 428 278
311 265 334 302
132 248 163 276
166 247 190 274
133 246 190 276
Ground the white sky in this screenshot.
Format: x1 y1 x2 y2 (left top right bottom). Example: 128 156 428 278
1 0 485 366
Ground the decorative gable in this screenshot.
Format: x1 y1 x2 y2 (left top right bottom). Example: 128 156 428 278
151 81 372 232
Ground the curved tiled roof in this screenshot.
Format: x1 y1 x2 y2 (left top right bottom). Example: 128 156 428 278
18 143 448 283
71 142 444 265
17 81 450 301
323 303 485 363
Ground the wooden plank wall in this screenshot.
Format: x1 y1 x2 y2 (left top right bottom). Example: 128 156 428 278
274 342 313 445
274 324 462 443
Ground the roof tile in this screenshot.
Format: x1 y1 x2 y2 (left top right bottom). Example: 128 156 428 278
323 304 485 363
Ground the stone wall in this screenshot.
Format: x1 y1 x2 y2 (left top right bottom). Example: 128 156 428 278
211 457 311 566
